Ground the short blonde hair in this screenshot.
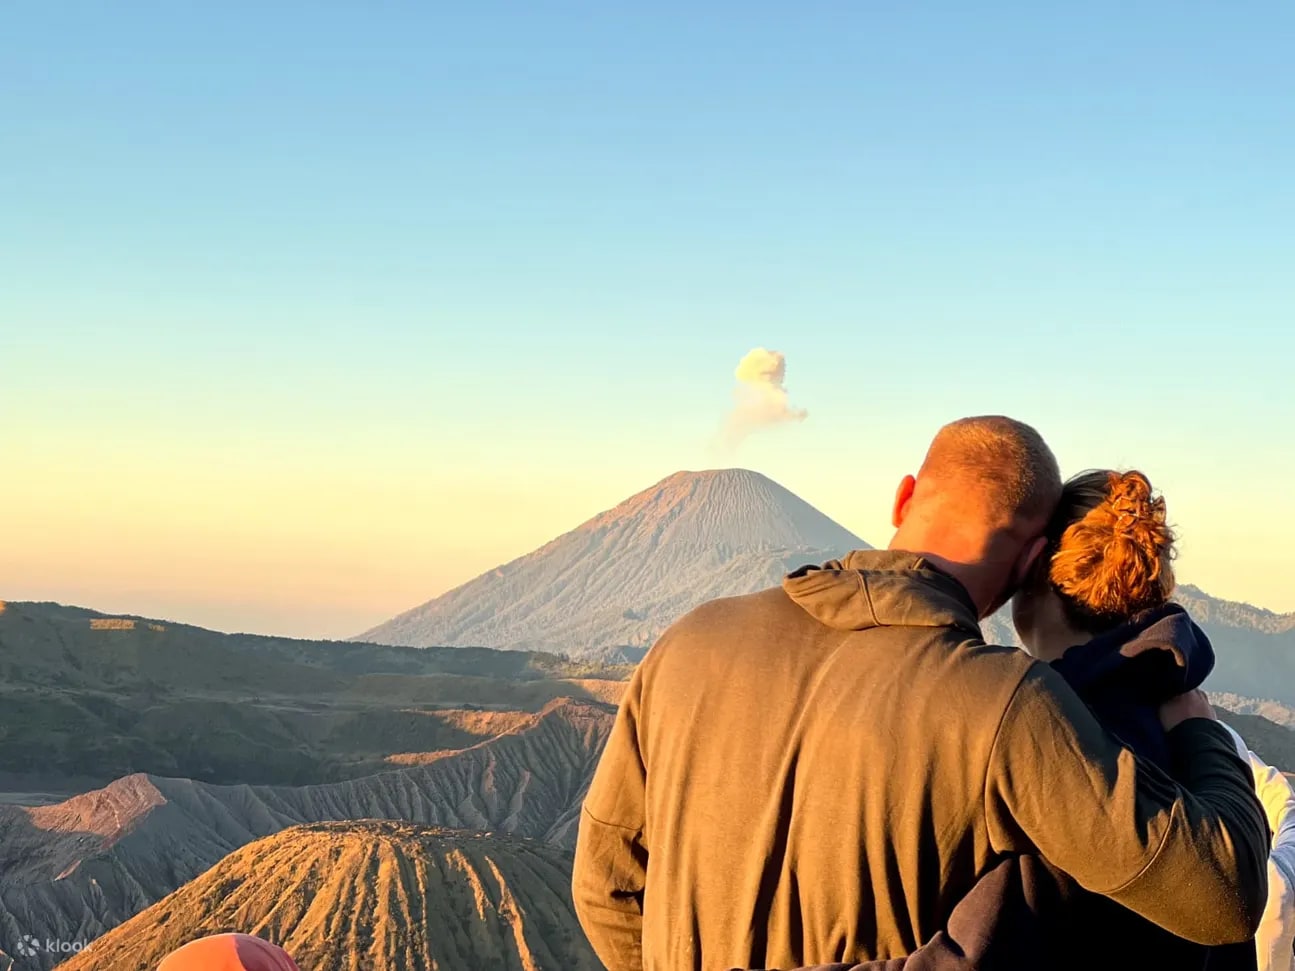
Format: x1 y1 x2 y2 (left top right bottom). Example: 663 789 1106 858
918 416 1061 527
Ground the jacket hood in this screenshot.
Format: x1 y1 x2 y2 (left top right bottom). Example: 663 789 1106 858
1050 602 1214 705
782 549 981 636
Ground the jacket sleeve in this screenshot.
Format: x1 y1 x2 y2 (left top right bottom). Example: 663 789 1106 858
983 664 1269 946
573 666 649 971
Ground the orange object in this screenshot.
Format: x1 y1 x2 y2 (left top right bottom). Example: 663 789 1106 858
157 934 300 971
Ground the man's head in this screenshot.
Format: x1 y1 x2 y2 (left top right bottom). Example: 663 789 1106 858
889 416 1061 618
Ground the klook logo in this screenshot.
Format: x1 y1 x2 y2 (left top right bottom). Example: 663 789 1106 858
14 936 39 958
11 934 88 960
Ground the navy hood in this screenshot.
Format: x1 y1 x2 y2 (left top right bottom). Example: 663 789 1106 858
1049 602 1215 767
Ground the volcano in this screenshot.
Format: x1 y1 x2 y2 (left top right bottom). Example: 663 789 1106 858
359 469 867 657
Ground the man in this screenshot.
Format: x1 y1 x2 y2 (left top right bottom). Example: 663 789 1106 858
572 416 1268 971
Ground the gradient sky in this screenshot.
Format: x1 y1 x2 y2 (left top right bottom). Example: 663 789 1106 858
3 3 1293 639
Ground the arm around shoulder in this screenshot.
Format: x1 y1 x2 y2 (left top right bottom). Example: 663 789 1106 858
983 664 1269 945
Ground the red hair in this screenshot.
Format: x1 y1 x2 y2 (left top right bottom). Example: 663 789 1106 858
1045 470 1176 629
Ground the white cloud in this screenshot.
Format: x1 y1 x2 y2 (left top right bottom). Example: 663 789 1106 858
720 347 807 449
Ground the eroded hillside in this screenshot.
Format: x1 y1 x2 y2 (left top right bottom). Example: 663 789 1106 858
57 820 602 971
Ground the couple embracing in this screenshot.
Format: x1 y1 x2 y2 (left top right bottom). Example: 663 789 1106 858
574 416 1295 971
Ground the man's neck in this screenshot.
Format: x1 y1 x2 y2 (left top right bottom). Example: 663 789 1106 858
887 538 995 619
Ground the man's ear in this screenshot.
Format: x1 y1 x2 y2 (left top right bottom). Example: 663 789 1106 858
891 475 917 528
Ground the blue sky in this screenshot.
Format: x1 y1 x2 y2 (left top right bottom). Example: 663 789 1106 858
2 2 1293 637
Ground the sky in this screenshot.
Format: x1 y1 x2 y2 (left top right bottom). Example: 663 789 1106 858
2 2 1293 639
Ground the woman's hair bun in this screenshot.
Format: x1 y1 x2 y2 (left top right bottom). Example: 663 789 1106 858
1048 470 1176 626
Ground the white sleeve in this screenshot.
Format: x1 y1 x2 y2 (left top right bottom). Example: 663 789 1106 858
1220 721 1295 971
1218 720 1254 762
1256 857 1295 971
1254 758 1295 971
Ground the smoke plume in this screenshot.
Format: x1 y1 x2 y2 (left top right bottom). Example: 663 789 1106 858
721 347 807 449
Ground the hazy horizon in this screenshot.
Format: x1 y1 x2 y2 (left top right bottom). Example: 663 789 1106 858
4 463 1293 641
4 3 1293 638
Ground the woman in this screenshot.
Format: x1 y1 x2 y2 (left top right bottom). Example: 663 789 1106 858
1009 469 1295 971
764 470 1295 971
998 468 1289 970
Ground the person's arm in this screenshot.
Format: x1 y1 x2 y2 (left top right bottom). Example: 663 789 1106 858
1255 759 1295 971
983 667 1269 946
572 668 649 971
1253 856 1295 971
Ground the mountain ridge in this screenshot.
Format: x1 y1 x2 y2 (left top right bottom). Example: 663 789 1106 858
1175 584 1295 633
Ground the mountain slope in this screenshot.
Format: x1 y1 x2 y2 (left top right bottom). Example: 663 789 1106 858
359 469 868 656
57 821 601 971
0 700 611 970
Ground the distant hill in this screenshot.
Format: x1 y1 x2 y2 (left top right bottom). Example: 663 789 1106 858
57 821 601 971
1177 586 1295 635
1211 693 1295 729
358 469 868 657
0 600 626 692
1219 710 1295 774
1173 586 1295 705
0 699 611 970
0 600 628 789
